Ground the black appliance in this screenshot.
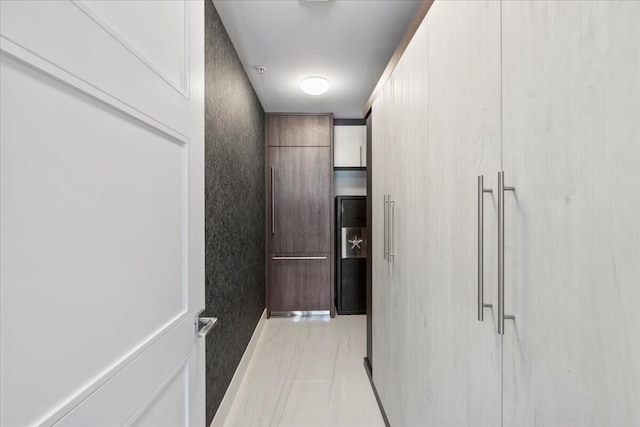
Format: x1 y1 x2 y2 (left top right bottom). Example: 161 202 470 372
336 196 367 314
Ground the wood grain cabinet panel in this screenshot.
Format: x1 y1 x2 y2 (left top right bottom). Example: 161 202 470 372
269 146 331 253
369 1 640 426
269 257 330 312
372 5 503 423
501 2 640 425
266 113 333 315
267 114 331 147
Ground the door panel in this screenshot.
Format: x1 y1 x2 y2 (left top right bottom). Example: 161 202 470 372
502 2 640 425
334 125 365 167
1 56 187 424
0 0 192 133
372 14 429 425
270 257 330 312
0 1 205 425
269 147 331 254
130 362 190 427
424 2 502 425
384 20 426 425
53 318 194 426
75 0 188 93
371 69 398 426
267 115 332 147
372 2 503 425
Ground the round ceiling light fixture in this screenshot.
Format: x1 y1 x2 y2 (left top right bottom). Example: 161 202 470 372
300 76 330 95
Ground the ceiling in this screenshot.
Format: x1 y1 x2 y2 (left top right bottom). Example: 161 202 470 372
212 0 421 119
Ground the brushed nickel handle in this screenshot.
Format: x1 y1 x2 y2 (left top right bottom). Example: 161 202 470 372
272 256 328 260
478 175 493 321
384 194 389 260
195 310 218 338
498 171 515 335
271 167 275 235
389 198 396 258
198 318 218 338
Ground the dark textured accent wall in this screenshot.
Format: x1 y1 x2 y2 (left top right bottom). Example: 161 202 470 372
204 1 265 425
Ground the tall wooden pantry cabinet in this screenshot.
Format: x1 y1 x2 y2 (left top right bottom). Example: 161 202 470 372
369 1 639 426
265 114 334 316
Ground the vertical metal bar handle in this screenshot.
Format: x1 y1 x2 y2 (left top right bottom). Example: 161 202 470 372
498 171 515 334
271 167 275 235
384 194 389 260
478 175 493 321
389 198 396 257
360 146 363 167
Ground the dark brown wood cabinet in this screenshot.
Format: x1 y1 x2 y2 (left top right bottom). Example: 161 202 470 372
266 114 332 147
269 147 331 253
266 114 333 316
269 257 330 312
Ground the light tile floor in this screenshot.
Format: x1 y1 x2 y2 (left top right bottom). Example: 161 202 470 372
223 315 385 427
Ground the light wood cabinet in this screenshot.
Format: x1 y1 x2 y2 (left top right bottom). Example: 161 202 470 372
501 2 640 424
373 3 502 424
422 2 502 425
371 64 401 424
370 1 640 426
266 114 333 316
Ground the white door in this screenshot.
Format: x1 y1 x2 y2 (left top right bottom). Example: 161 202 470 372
502 1 640 425
0 1 206 426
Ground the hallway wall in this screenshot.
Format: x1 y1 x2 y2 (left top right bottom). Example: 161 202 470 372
204 1 265 424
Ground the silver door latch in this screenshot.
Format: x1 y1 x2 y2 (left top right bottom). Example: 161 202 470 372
195 309 218 338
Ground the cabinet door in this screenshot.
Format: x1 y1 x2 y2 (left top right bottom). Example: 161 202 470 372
361 135 367 168
423 1 503 425
502 2 640 425
370 61 400 426
334 125 366 167
373 2 503 425
267 114 332 147
270 257 330 312
269 146 331 253
382 22 426 426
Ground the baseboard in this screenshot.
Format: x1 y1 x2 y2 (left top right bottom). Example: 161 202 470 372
210 308 267 427
364 357 391 427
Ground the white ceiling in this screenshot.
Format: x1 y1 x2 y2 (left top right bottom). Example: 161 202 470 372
212 0 421 119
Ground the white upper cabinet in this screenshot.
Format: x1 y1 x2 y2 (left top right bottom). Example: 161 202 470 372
334 125 366 167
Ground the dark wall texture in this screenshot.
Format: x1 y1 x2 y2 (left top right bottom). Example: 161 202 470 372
204 1 265 424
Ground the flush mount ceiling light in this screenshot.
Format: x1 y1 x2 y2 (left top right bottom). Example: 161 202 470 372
300 76 330 95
